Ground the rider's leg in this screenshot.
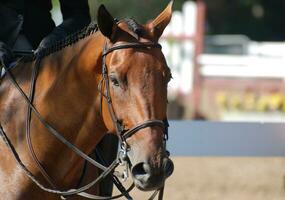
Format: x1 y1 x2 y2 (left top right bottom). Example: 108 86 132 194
96 134 119 196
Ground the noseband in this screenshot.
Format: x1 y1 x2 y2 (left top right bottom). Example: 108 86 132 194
100 41 169 145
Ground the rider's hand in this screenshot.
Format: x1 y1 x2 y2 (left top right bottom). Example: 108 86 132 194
0 41 13 66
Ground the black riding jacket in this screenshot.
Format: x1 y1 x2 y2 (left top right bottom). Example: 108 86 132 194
0 0 90 48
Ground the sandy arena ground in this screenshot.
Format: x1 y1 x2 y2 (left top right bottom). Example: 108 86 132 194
114 157 285 200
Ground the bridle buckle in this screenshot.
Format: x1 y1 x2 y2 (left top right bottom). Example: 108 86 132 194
118 141 128 164
115 142 129 181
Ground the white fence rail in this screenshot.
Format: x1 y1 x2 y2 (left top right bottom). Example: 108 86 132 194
199 54 285 79
161 1 198 96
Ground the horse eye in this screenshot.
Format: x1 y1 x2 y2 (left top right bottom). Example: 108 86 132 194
110 75 120 86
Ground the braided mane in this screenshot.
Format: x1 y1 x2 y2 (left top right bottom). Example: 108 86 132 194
25 18 144 62
31 22 98 61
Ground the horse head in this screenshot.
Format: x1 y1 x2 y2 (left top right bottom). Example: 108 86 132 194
97 2 174 191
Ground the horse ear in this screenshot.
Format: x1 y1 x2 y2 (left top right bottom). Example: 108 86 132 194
97 5 117 40
148 1 173 40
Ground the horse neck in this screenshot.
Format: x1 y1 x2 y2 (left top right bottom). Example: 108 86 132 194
28 33 108 184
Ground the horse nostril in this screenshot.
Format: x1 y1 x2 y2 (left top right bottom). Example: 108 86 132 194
163 158 174 178
132 162 151 177
132 160 173 191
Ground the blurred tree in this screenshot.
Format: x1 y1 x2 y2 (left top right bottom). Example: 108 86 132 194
205 0 285 41
88 0 186 23
88 0 285 41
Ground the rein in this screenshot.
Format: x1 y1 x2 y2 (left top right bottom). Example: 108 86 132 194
0 58 132 199
0 40 169 200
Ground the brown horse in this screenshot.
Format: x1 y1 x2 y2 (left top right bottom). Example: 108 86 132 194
0 2 174 199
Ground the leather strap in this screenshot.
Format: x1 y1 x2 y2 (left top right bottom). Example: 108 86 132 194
102 42 161 57
122 120 166 141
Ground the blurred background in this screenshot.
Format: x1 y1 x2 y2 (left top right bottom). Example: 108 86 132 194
52 0 285 121
88 0 285 122
51 0 285 199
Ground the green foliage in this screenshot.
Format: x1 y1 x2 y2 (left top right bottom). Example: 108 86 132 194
239 0 260 6
53 0 285 41
204 0 285 41
52 0 60 7
90 0 187 23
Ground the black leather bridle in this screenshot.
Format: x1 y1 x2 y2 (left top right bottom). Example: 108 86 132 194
0 40 170 200
99 41 170 200
100 41 169 144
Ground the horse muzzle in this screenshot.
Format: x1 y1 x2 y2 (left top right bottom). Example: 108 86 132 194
131 157 174 191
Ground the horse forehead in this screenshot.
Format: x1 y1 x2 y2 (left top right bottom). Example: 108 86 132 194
114 51 164 79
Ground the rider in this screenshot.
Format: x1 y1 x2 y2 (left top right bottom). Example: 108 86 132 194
0 0 90 65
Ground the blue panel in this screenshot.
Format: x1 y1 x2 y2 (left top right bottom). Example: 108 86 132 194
167 121 285 156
